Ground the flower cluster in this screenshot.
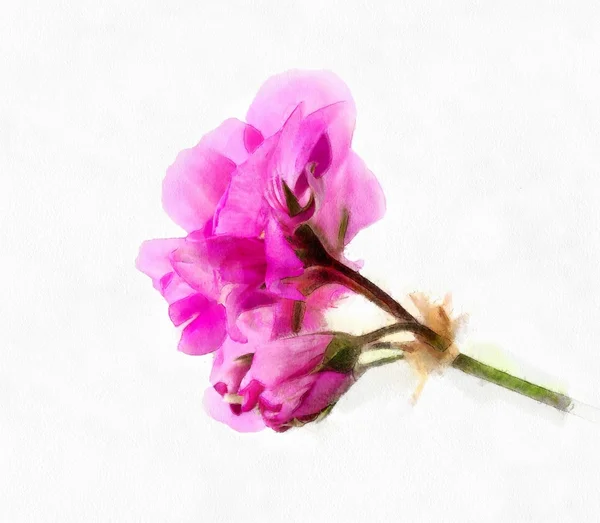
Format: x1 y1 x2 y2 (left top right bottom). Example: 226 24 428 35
136 70 386 432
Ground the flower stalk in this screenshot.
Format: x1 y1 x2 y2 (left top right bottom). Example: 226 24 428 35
356 318 576 414
451 354 573 411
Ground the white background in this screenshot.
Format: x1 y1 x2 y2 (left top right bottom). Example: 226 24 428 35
2 1 600 521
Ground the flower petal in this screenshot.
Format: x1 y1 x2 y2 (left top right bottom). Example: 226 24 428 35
293 102 355 182
209 336 256 394
199 118 264 165
224 285 278 343
203 387 265 432
311 151 385 253
264 217 305 300
213 135 279 237
258 374 317 428
136 238 184 289
169 243 219 299
168 293 213 327
177 301 226 355
291 371 352 419
170 235 267 296
247 69 356 138
136 238 197 304
243 334 332 388
163 143 236 233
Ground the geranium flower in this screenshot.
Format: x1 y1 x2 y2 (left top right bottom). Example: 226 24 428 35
138 69 587 433
213 70 386 299
137 70 384 356
205 331 360 432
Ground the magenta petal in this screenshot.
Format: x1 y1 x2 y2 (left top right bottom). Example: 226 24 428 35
177 301 226 355
269 299 302 339
247 70 356 138
161 275 198 306
270 285 344 339
270 103 306 190
264 218 305 300
225 285 278 343
172 235 266 294
258 374 317 428
213 135 279 237
162 144 236 233
295 102 354 180
312 151 385 253
243 334 332 387
136 238 197 304
240 379 265 412
199 118 264 165
206 237 266 284
209 336 256 394
292 371 352 419
214 382 228 396
169 243 219 299
308 133 332 178
203 387 265 432
136 238 185 290
168 293 212 327
244 125 264 154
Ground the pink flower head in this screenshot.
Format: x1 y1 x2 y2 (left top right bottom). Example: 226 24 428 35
137 70 384 430
206 333 357 432
213 70 386 300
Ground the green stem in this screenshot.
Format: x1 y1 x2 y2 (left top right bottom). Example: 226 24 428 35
451 354 573 412
327 260 450 352
360 325 575 413
295 224 448 351
358 321 439 345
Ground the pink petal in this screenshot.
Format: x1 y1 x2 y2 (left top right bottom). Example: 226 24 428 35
136 238 184 290
269 102 354 196
258 374 317 428
136 238 197 304
168 293 212 327
240 379 265 412
170 235 266 296
292 102 355 182
269 299 305 339
264 217 305 300
209 336 256 394
269 103 306 190
213 135 279 238
203 387 265 432
311 151 385 254
247 69 356 139
205 236 266 284
224 285 278 343
242 334 332 388
199 118 264 165
169 243 219 299
161 274 198 305
177 301 226 355
296 284 347 333
292 371 353 419
162 143 236 233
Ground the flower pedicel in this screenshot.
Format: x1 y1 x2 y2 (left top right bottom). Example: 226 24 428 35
137 70 596 432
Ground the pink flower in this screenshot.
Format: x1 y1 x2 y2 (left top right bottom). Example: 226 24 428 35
213 70 386 299
137 70 381 351
206 332 357 432
137 70 384 430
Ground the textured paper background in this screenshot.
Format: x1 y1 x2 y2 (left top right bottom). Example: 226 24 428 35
2 1 600 521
